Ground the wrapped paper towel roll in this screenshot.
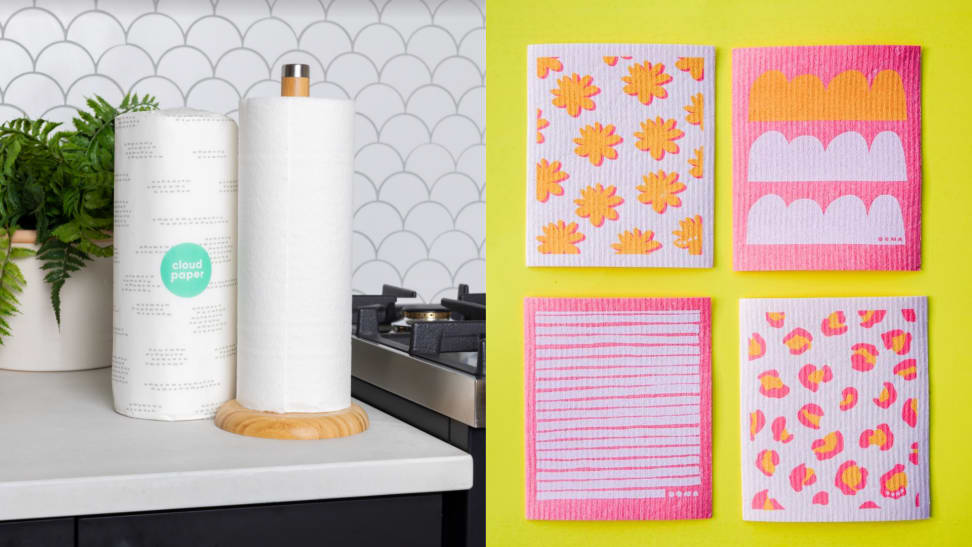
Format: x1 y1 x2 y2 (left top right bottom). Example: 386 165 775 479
112 109 238 421
237 97 354 413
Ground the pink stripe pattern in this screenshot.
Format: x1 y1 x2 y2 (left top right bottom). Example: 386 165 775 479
525 298 712 520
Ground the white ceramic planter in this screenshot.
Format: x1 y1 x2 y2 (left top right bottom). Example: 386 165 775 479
0 233 112 371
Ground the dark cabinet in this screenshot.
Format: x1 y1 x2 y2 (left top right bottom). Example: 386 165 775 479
2 493 443 547
0 517 73 547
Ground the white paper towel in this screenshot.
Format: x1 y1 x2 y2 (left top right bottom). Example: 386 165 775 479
112 108 238 420
237 97 354 413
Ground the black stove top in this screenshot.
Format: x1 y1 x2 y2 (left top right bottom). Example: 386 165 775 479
352 284 485 377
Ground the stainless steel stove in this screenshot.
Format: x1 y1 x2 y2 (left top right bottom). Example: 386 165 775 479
350 284 484 547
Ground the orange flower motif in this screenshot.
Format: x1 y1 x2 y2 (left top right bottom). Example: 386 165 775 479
673 215 703 255
537 220 584 254
636 170 685 214
537 56 562 79
573 122 622 166
535 159 568 202
536 108 549 144
684 92 704 130
574 183 623 227
688 147 703 178
611 228 662 255
603 55 632 66
551 73 599 117
634 117 684 160
675 56 704 81
622 61 672 105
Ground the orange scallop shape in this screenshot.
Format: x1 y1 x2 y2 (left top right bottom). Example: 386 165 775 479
749 69 906 121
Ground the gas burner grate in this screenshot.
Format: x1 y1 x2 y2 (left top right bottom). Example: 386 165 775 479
352 284 486 377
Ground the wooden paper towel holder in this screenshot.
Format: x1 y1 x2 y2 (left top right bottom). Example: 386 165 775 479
215 64 368 441
214 399 369 440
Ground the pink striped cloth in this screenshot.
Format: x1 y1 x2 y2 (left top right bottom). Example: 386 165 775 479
524 297 712 520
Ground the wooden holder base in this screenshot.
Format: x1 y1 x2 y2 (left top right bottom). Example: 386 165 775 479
214 399 369 440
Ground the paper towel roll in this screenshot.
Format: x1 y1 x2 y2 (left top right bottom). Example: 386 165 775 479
112 108 238 420
237 97 354 413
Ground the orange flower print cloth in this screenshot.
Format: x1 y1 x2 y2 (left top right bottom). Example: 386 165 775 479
527 44 714 267
740 297 928 521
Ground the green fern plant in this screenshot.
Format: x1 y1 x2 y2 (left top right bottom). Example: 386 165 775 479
0 94 158 341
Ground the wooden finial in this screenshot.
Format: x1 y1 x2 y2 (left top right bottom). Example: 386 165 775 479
281 63 310 97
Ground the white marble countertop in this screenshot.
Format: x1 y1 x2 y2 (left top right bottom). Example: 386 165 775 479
0 368 472 521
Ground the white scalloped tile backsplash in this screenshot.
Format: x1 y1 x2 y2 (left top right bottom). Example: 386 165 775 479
0 0 484 302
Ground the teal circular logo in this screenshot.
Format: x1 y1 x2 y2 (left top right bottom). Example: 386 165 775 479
160 243 211 297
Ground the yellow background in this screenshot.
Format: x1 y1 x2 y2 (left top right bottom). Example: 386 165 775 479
485 1 972 545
